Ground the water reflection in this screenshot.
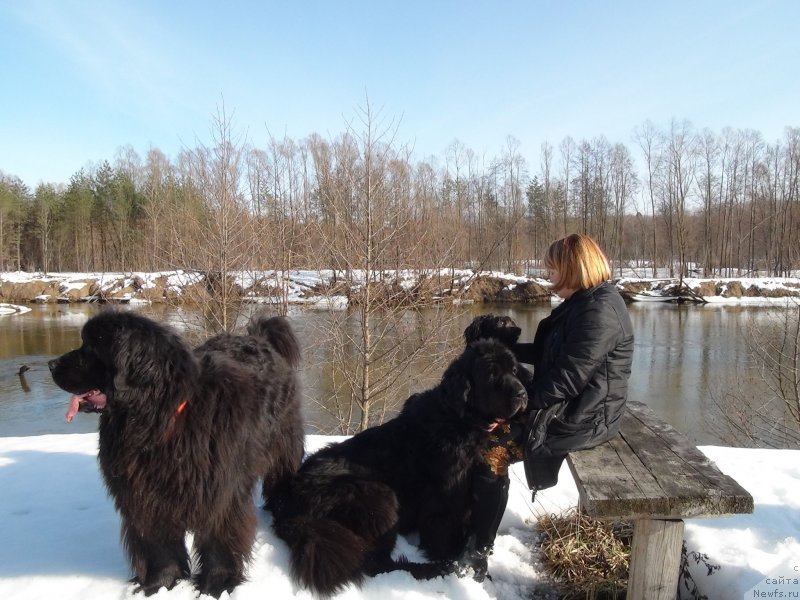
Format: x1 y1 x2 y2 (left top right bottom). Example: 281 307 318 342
0 301 792 445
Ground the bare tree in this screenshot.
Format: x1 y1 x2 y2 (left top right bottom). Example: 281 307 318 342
777 128 799 275
327 101 410 431
444 140 471 265
307 100 463 433
719 128 743 276
591 136 613 246
665 119 697 280
558 137 575 237
170 104 251 333
498 136 528 272
741 130 764 274
634 121 663 276
574 139 592 235
539 140 555 252
697 129 719 276
246 133 313 315
609 143 637 274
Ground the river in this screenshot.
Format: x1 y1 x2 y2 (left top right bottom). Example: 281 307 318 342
0 301 791 445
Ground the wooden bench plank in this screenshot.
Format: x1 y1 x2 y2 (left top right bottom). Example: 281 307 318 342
625 403 751 496
568 433 672 517
567 401 754 519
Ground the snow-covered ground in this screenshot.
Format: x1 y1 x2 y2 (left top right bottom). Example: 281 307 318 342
0 433 798 599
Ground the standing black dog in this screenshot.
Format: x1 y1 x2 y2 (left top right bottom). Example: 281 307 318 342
48 311 304 597
269 338 528 597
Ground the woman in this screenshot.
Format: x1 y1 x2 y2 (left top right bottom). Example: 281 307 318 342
458 233 634 580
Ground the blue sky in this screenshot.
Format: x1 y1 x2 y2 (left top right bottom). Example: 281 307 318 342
1 0 798 190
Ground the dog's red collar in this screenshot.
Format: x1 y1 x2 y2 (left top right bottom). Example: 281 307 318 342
171 399 188 425
162 399 189 442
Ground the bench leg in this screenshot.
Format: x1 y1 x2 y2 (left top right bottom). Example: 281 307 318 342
627 518 684 600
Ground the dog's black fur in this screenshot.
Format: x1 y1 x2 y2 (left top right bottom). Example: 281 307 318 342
269 339 528 596
48 311 304 597
463 313 522 347
463 313 532 382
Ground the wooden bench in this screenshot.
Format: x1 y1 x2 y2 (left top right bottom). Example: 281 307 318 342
566 400 753 600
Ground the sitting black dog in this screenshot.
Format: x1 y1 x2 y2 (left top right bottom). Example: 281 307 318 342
457 313 532 581
269 339 529 596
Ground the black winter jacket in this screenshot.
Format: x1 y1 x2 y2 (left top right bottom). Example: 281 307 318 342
514 281 634 490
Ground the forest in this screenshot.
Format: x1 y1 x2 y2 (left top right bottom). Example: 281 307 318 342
1 109 798 279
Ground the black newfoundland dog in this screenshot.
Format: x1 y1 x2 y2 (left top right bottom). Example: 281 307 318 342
269 336 529 596
462 313 522 347
48 311 304 597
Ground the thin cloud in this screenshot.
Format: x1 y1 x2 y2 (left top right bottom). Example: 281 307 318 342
9 1 205 124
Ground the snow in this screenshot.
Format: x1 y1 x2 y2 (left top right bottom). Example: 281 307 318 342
0 432 797 599
3 269 799 310
0 303 32 315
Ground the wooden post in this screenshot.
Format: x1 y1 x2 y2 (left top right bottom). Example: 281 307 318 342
627 518 684 600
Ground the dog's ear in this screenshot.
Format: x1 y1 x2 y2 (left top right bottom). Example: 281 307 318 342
463 315 491 344
440 355 472 417
110 323 195 394
110 328 154 390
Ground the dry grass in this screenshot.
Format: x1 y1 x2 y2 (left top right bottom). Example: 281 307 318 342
537 510 632 600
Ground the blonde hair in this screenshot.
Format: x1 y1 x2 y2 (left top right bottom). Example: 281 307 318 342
545 233 611 293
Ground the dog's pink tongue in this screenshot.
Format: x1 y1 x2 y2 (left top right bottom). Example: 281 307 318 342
486 418 508 433
65 396 83 422
65 390 107 422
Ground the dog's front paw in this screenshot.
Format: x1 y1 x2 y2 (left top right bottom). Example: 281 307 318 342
196 569 244 599
133 564 187 596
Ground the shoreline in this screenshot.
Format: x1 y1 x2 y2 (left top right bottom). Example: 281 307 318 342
1 270 799 308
